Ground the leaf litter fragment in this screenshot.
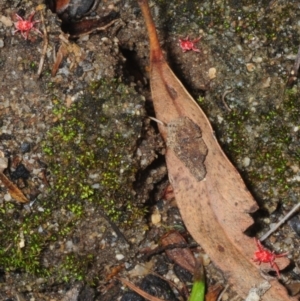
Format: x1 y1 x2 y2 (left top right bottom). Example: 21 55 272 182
206 284 224 301
260 202 300 241
161 230 196 274
0 172 29 203
119 277 166 301
137 0 297 300
0 152 29 203
167 117 208 181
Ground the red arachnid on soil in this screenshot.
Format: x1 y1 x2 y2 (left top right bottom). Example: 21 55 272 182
13 11 42 40
179 36 201 53
253 238 288 277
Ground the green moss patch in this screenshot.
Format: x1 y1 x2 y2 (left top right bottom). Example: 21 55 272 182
0 79 146 282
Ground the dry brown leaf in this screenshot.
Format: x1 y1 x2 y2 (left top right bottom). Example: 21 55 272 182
161 230 196 274
161 184 175 201
137 0 297 300
52 34 85 77
205 284 223 301
0 172 29 203
105 264 125 281
51 43 68 77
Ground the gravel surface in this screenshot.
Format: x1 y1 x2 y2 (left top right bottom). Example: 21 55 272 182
0 0 300 300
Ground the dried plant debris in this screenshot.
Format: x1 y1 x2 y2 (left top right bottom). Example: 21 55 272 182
167 117 208 181
161 230 196 274
46 0 120 37
0 172 29 203
0 152 29 203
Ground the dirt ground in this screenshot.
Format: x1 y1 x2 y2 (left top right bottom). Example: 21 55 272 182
0 0 300 300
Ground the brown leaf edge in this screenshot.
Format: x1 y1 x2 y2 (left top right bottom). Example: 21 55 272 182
0 172 29 203
205 284 224 301
137 0 298 300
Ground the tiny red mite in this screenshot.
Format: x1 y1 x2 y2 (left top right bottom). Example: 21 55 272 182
179 36 201 53
13 12 42 40
253 238 288 277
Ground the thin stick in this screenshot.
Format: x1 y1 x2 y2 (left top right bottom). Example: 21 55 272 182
137 0 163 62
217 284 229 301
119 278 166 301
286 44 300 87
221 87 233 111
260 202 300 241
149 116 166 126
37 9 48 78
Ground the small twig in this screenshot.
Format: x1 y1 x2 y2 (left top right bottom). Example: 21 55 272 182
119 277 165 301
260 202 300 241
217 283 230 301
100 211 129 245
141 267 187 300
221 88 233 111
280 44 300 103
286 44 300 88
37 8 48 78
149 116 167 126
141 242 199 261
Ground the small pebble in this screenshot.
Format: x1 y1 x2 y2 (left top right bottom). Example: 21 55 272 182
261 77 271 88
0 15 13 27
246 63 256 72
202 254 210 267
65 241 74 251
221 292 229 300
217 115 224 124
11 164 30 180
20 142 31 153
19 232 25 248
0 39 4 48
4 193 11 201
243 157 251 167
0 156 8 170
116 254 124 260
151 209 161 225
289 215 300 236
208 67 217 79
252 56 263 63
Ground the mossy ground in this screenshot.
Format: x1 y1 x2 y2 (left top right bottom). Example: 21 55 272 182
44 79 146 222
0 79 146 282
154 0 298 45
224 87 300 196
